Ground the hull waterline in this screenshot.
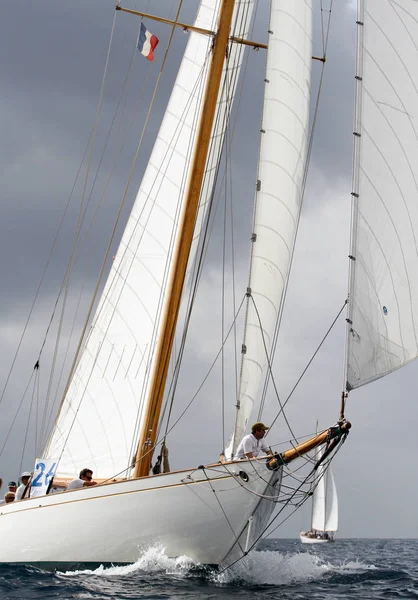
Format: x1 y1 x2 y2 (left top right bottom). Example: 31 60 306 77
0 459 280 568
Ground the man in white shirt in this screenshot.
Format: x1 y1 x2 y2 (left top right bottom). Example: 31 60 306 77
67 468 97 491
15 472 31 500
234 422 273 459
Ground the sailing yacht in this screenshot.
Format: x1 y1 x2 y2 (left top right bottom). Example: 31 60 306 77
0 0 417 570
300 447 338 544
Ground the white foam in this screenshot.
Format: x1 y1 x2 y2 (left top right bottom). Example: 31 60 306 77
58 544 196 578
214 550 328 585
58 544 376 585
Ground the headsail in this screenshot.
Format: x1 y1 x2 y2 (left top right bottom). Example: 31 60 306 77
226 0 312 457
45 0 254 478
347 0 418 389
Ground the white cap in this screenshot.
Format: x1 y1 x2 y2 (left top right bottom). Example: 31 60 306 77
21 472 31 478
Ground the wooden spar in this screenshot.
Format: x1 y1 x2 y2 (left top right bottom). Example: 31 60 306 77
116 6 215 37
133 0 237 479
267 421 351 469
116 6 326 60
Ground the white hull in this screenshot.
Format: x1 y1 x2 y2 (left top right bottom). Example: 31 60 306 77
0 459 280 568
299 532 334 544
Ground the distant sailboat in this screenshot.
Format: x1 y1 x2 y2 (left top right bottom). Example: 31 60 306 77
300 447 338 544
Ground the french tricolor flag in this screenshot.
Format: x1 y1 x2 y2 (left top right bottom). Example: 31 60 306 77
137 22 159 62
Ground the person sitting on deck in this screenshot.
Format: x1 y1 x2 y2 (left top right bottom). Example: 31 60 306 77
15 472 32 500
67 468 97 490
234 422 273 459
4 492 15 503
7 481 17 494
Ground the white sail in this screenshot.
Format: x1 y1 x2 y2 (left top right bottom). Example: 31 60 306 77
325 468 338 532
227 0 312 456
45 0 254 478
347 0 418 389
311 462 338 533
311 464 326 532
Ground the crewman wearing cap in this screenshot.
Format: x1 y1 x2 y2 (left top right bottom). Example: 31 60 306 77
15 472 32 501
234 422 273 459
7 481 17 494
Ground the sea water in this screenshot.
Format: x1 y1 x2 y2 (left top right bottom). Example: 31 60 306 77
1 539 416 599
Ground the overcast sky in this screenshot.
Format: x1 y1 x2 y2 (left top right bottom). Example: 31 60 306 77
0 0 416 541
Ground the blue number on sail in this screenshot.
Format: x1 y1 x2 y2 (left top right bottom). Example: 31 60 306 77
383 306 388 315
32 462 45 487
45 462 56 486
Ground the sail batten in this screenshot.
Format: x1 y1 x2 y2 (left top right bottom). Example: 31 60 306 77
45 0 255 478
227 0 312 457
346 0 418 390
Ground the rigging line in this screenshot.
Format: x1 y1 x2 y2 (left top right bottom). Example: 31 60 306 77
201 467 246 556
39 285 71 446
268 297 348 434
154 295 248 468
320 0 325 56
41 283 86 450
35 366 40 456
44 5 185 461
257 0 334 421
0 367 37 460
19 368 39 474
249 295 297 441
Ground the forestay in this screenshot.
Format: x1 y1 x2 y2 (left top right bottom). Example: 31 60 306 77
347 0 418 389
227 0 312 457
44 0 254 478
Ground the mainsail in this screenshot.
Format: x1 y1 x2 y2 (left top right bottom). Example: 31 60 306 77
347 0 418 389
227 0 313 456
45 0 254 478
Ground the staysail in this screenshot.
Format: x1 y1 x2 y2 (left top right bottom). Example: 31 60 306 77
347 0 418 389
45 0 254 478
227 0 312 457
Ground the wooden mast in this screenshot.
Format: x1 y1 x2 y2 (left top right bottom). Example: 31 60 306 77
133 0 237 478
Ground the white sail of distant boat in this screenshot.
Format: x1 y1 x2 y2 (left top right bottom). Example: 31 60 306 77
300 447 338 544
0 0 417 570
